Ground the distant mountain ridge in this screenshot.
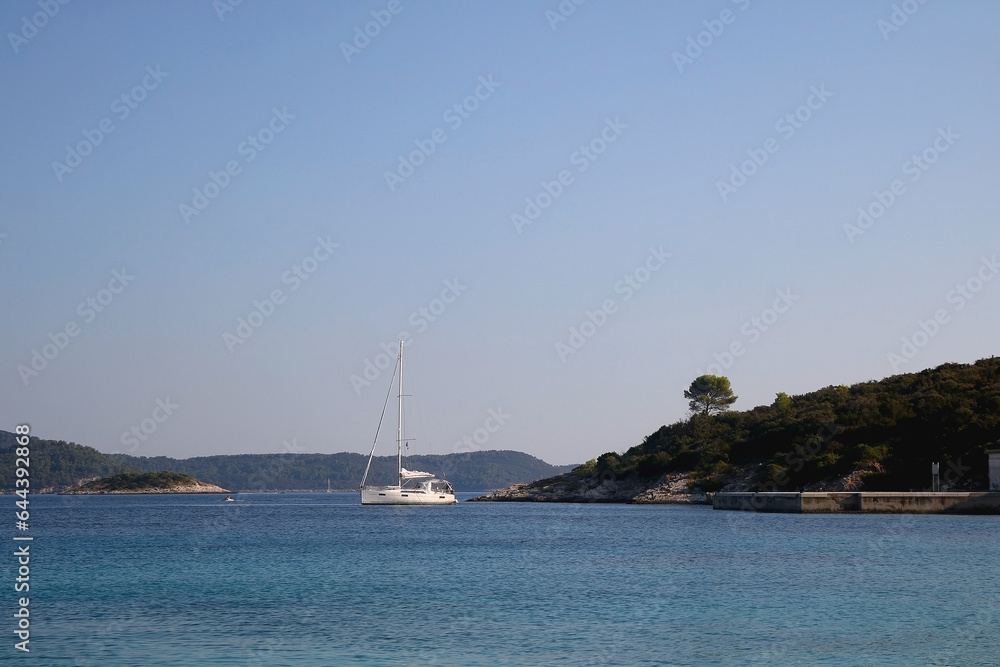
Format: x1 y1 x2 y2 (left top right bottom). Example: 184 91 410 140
0 432 575 492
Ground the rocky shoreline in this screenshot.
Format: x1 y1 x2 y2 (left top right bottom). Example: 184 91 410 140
469 473 710 504
468 460 894 504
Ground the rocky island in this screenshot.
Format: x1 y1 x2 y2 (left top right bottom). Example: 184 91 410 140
62 471 229 495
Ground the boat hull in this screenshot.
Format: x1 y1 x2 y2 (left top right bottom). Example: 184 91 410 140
361 487 457 505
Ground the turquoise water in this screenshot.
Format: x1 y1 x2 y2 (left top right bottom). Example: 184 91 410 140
12 493 1000 665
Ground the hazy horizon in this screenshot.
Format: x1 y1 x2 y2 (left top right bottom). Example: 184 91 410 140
3 1 999 465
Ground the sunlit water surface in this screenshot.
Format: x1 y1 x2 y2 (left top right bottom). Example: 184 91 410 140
15 493 1000 666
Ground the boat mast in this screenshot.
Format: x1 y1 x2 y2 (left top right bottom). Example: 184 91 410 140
397 339 403 486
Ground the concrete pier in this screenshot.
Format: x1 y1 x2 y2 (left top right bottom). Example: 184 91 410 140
988 450 1000 491
713 491 1000 514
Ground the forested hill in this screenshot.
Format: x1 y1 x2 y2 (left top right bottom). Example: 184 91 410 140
0 432 127 490
0 432 574 492
566 357 1000 493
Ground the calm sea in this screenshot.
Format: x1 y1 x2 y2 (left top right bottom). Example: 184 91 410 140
11 492 1000 666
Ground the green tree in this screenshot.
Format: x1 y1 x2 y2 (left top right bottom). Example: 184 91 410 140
773 392 792 411
684 375 738 415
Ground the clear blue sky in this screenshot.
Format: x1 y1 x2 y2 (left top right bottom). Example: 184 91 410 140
3 1 999 464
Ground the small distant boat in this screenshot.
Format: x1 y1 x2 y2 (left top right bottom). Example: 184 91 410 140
326 478 332 493
223 495 234 502
359 340 456 505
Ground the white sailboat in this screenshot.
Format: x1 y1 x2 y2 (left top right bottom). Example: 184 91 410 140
359 340 457 505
